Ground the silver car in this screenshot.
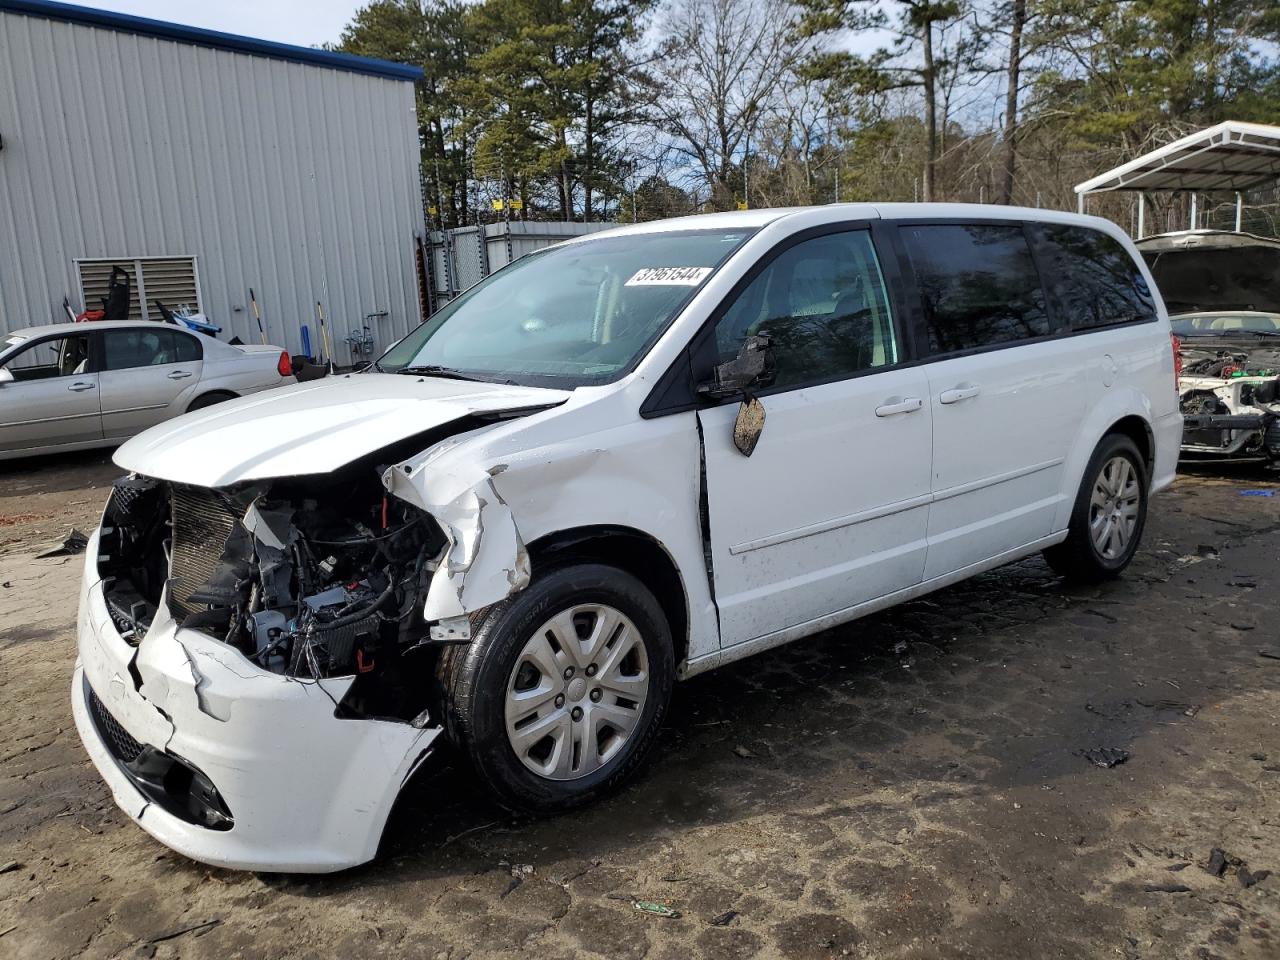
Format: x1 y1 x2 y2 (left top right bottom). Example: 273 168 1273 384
0 320 296 460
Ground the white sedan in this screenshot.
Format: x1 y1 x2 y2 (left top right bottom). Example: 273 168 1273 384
0 320 296 460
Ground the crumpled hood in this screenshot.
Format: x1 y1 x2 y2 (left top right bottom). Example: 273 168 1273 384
114 373 568 486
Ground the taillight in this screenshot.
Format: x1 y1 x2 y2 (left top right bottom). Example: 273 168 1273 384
1170 333 1182 382
277 351 292 378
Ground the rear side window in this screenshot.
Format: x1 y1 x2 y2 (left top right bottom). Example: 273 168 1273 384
103 329 193 370
173 332 203 362
901 224 1050 354
1035 225 1156 329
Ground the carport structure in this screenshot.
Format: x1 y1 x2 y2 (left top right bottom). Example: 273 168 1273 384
1074 121 1280 237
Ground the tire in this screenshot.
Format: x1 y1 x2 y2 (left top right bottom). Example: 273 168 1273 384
187 391 236 412
436 563 674 814
1043 433 1149 584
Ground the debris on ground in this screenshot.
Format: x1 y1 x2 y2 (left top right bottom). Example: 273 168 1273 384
35 528 88 559
1260 647 1280 661
1239 867 1271 888
632 900 681 919
606 893 682 919
1250 752 1268 762
1238 489 1276 496
146 919 220 943
732 745 756 759
0 861 20 875
1 581 10 589
0 513 44 528
709 910 739 926
0 924 16 939
1143 883 1191 893
1079 747 1130 768
1206 848 1228 877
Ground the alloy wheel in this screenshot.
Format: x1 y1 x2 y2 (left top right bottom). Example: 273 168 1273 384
1089 455 1141 560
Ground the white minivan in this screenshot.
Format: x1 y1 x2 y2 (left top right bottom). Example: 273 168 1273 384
73 204 1182 872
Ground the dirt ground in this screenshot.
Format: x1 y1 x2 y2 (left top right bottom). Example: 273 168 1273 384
1 450 1278 960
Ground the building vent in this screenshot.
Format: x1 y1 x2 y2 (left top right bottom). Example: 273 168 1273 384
77 257 200 321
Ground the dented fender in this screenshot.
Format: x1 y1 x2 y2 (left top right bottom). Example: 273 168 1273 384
383 437 531 622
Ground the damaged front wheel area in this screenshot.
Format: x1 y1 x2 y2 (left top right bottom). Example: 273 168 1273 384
436 563 674 813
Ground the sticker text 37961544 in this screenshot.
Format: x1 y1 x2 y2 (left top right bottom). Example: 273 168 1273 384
625 267 713 287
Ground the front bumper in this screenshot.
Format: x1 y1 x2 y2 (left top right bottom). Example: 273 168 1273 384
1180 410 1279 458
72 530 441 873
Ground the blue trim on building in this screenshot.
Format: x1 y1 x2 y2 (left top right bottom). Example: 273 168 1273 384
0 0 424 81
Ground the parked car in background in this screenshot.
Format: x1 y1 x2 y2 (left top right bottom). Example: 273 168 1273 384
0 320 295 460
1138 230 1280 461
73 204 1181 873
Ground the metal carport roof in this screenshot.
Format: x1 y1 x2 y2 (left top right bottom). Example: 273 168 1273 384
1075 121 1280 202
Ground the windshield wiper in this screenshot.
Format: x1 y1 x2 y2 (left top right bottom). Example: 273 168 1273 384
399 364 488 382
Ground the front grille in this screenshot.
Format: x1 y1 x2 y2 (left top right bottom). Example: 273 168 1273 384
168 484 241 618
87 684 144 764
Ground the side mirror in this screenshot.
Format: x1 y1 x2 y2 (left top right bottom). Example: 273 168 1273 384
697 334 776 400
0 367 12 385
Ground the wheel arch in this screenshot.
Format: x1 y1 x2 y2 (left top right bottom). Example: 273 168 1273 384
1106 414 1155 474
1056 389 1160 533
187 389 239 412
525 525 690 670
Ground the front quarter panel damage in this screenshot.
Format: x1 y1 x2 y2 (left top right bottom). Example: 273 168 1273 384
383 439 531 623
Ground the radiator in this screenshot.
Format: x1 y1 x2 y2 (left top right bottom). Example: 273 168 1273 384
168 484 242 619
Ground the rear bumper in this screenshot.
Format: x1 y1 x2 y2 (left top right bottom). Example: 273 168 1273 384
1151 410 1184 492
73 530 441 873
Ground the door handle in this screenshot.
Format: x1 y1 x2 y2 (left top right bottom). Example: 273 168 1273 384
875 396 923 417
939 384 981 404
167 370 193 380
67 381 96 392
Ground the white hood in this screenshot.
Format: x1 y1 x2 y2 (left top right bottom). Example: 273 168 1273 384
114 373 568 487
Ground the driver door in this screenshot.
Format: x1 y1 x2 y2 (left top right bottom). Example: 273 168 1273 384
0 333 102 454
697 228 934 648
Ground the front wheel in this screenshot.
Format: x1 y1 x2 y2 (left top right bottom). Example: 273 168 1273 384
1043 433 1149 583
436 563 674 813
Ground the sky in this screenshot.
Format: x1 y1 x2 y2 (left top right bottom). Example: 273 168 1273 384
86 1 359 48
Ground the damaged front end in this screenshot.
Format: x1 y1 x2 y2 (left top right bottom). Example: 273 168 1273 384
1178 349 1280 461
75 459 484 871
100 466 448 713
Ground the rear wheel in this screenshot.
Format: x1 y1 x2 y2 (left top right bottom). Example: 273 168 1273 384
436 563 673 813
187 391 236 411
1043 433 1148 583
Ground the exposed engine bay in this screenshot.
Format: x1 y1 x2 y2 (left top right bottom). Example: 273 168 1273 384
1178 345 1280 460
1139 230 1280 462
97 462 450 720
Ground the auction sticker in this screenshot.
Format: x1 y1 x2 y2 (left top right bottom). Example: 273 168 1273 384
626 266 713 286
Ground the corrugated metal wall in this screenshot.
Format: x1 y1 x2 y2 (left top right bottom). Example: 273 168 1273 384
0 11 425 364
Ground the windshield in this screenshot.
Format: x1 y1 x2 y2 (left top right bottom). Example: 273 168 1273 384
378 229 753 386
1171 313 1280 336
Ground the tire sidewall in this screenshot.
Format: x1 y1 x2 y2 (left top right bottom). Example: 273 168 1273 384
456 563 674 810
1076 435 1149 573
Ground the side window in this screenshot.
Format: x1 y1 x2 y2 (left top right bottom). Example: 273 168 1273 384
173 332 203 362
1035 224 1156 330
103 329 181 370
0 335 91 380
714 230 898 388
901 224 1050 355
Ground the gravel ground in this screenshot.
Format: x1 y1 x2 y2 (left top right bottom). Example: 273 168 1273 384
1 451 1277 960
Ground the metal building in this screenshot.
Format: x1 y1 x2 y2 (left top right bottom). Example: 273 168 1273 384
0 0 425 364
427 221 615 311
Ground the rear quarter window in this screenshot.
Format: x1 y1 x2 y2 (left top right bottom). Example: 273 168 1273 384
1034 224 1156 330
900 223 1050 355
